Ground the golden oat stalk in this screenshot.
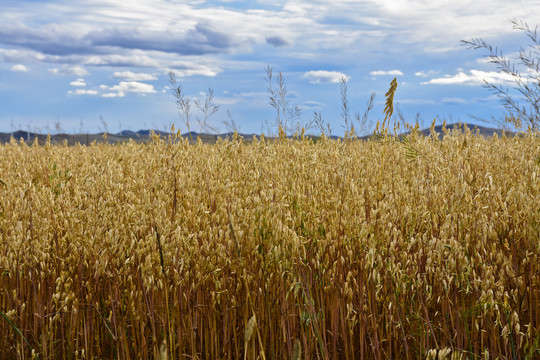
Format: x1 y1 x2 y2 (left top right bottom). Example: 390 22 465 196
292 339 301 360
243 314 257 360
158 339 168 360
425 347 463 359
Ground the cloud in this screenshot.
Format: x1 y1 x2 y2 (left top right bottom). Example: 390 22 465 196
112 71 157 81
87 23 235 55
49 65 89 76
0 21 235 57
70 78 87 86
0 2 385 73
302 100 325 110
102 92 125 98
415 70 438 77
0 22 93 56
397 98 437 105
370 70 404 76
266 36 291 47
0 48 31 63
108 81 157 95
11 64 28 72
233 91 266 98
440 96 496 105
440 97 472 105
3 0 540 66
302 70 349 84
168 62 220 77
76 53 160 67
97 80 157 98
398 95 496 105
68 89 98 95
422 70 515 85
213 97 238 105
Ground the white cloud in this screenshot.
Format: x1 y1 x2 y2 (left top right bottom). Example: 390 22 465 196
78 54 160 67
440 97 472 104
11 64 28 72
233 91 266 98
440 96 498 104
398 98 437 105
70 78 87 86
422 70 515 85
415 70 438 77
68 89 98 95
102 91 125 98
302 100 325 110
302 70 349 84
168 62 220 77
105 81 157 97
112 71 157 81
49 65 89 76
2 0 540 70
370 70 403 76
213 97 238 105
399 95 497 105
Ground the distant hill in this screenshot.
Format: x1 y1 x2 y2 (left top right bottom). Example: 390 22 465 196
0 129 265 145
418 123 516 139
0 123 520 146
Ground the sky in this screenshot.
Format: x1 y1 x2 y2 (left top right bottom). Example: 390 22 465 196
1 0 540 136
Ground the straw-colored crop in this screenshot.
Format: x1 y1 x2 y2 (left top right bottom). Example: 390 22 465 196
0 126 539 359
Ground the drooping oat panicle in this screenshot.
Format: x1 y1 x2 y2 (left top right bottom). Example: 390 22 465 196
383 77 398 130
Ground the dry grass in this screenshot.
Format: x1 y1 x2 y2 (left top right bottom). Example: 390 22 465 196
0 127 539 359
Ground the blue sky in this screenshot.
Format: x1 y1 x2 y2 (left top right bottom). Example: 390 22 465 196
1 0 540 136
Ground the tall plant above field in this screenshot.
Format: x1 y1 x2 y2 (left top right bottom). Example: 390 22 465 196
168 71 220 144
462 19 540 131
265 65 305 135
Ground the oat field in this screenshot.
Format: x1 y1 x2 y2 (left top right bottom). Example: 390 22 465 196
0 126 539 359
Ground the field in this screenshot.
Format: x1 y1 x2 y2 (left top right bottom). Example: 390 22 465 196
0 125 539 359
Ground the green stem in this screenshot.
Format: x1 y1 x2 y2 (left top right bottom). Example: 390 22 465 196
0 309 39 359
